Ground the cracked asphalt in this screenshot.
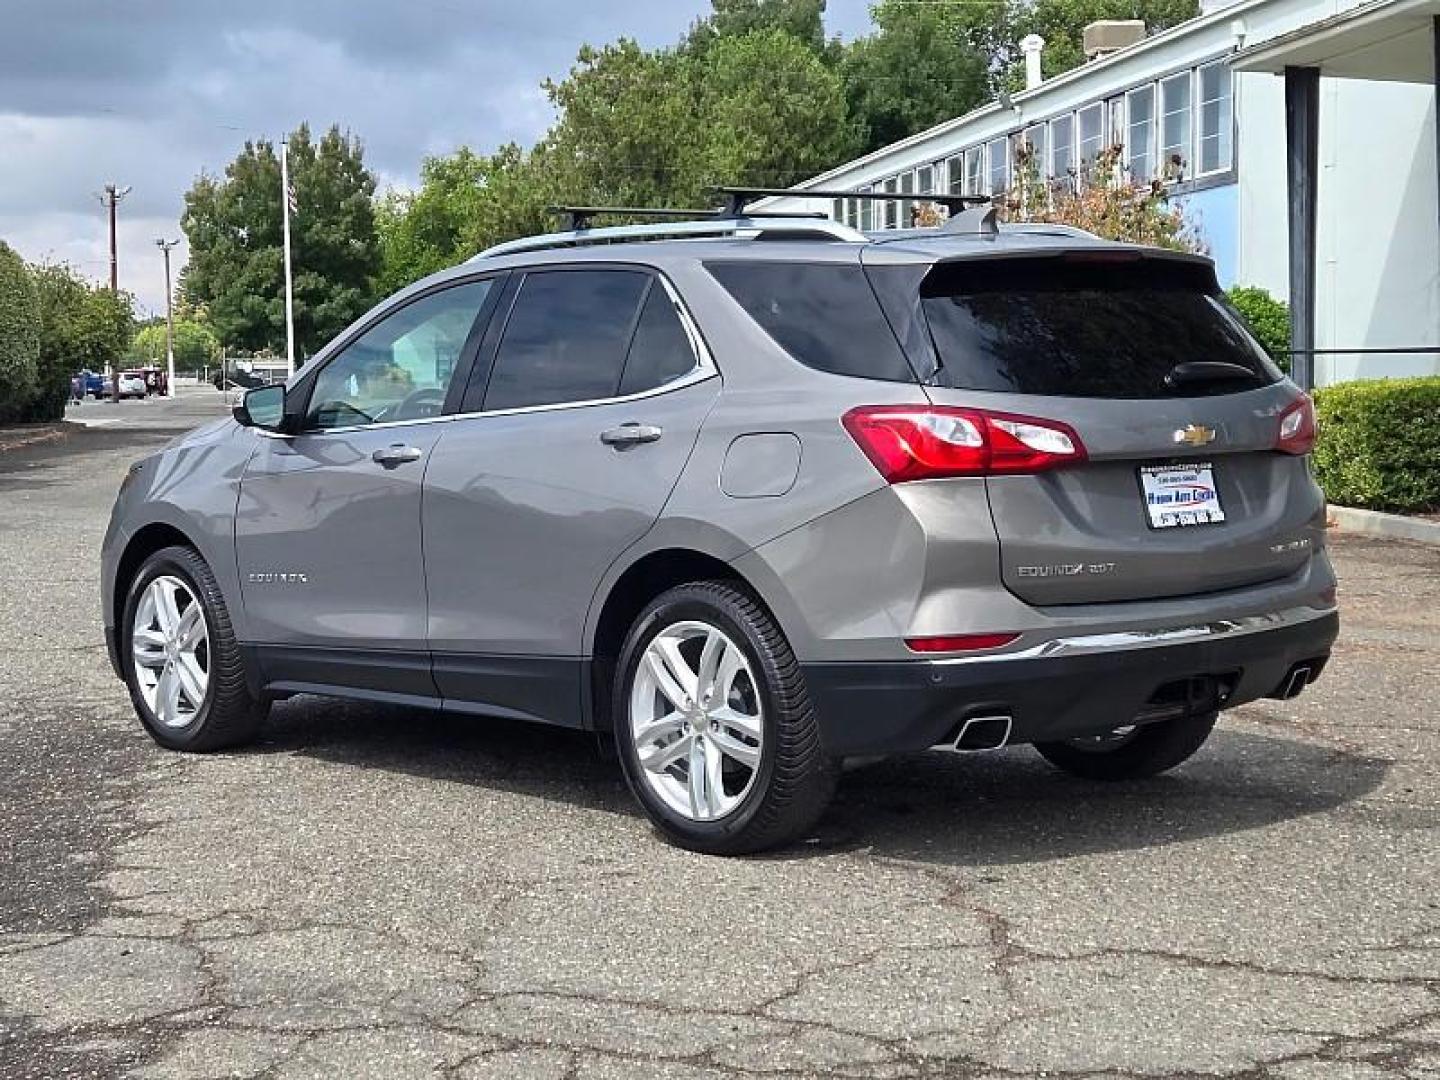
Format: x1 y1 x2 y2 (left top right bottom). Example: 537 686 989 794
1 390 1436 1079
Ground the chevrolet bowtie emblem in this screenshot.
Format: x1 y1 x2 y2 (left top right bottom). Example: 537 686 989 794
1173 424 1217 447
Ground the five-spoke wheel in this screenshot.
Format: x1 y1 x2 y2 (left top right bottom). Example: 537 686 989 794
614 580 836 854
131 575 210 729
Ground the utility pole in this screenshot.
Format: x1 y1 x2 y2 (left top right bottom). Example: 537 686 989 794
98 183 132 401
280 141 297 377
155 239 180 399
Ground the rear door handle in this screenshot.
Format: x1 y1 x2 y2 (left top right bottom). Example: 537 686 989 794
372 444 423 467
600 423 663 448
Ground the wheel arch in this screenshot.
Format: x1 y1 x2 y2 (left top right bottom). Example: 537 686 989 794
112 522 201 637
586 546 782 734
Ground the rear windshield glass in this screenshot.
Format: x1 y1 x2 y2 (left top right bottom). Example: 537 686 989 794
705 262 913 382
918 257 1283 398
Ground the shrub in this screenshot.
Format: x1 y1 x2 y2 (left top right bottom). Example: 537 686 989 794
1312 377 1440 513
0 240 41 423
1227 285 1289 370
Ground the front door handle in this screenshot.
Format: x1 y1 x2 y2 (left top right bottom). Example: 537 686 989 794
372 444 423 467
600 423 663 448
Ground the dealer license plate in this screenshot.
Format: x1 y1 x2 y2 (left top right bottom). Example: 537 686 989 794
1140 462 1226 529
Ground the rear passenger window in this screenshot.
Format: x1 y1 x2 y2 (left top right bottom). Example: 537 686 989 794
485 270 648 411
618 284 697 396
706 262 914 382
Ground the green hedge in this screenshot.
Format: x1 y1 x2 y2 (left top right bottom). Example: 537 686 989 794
0 240 40 423
1226 285 1290 371
1312 377 1440 513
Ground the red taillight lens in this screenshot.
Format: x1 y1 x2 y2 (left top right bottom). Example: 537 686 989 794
1276 395 1317 455
905 633 1020 654
842 405 1087 482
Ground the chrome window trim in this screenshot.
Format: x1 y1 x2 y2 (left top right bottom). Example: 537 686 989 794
261 268 717 439
925 605 1336 665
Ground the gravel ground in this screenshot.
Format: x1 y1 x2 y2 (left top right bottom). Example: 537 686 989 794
0 390 1436 1079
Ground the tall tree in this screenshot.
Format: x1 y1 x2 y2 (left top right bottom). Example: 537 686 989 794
685 0 832 56
0 240 40 423
130 318 220 372
842 2 993 153
181 124 380 358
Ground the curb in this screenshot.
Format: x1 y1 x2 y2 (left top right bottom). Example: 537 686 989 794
1327 505 1440 547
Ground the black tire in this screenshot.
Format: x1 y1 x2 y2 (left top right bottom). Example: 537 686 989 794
121 545 266 752
613 580 837 855
1033 711 1218 781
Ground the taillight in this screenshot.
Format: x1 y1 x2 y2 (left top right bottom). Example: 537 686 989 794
905 633 1020 654
842 405 1087 482
1276 395 1317 455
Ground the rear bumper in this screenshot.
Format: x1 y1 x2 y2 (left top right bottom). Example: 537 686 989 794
802 608 1339 756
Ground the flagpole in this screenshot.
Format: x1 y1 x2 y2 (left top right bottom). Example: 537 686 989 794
280 139 296 377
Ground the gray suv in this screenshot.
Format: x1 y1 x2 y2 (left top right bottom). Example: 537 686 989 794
101 203 1338 854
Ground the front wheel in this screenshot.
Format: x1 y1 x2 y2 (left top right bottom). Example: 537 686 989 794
122 545 266 752
1033 711 1218 781
613 581 836 855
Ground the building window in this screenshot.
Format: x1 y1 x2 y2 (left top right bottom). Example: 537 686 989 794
1108 95 1126 150
964 146 984 195
1198 61 1233 175
859 187 874 231
832 198 844 224
1050 113 1075 188
946 155 964 194
1077 102 1104 179
1126 84 1156 180
987 137 1008 195
1022 123 1047 180
1160 72 1192 180
917 164 935 195
882 176 899 228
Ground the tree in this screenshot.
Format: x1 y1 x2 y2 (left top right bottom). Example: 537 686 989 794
842 2 993 153
0 240 40 423
376 145 557 293
181 123 380 359
685 0 832 56
130 318 221 372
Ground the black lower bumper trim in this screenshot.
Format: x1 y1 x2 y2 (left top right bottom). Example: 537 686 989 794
803 612 1339 756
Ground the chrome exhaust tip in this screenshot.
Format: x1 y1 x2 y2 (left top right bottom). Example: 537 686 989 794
950 714 1013 753
1278 665 1312 700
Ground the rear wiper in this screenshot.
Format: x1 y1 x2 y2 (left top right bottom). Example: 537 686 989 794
1163 361 1264 390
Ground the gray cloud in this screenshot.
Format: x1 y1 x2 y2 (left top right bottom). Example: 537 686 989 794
0 1 872 313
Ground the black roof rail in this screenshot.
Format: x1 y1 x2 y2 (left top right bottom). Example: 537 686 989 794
711 185 993 218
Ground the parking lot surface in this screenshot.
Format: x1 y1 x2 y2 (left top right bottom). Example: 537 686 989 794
1 391 1436 1078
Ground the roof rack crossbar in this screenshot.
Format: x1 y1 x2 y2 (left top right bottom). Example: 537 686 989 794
712 185 993 217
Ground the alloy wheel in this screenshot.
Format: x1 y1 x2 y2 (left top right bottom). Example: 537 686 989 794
131 575 210 728
629 620 764 822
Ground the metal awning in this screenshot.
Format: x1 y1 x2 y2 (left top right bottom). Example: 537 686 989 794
1232 0 1439 83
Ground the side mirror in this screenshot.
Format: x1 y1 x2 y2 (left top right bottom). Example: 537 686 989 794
234 385 289 432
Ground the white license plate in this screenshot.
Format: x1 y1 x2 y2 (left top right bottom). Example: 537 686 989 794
1140 462 1226 528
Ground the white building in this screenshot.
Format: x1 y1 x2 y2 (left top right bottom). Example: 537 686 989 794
760 0 1439 388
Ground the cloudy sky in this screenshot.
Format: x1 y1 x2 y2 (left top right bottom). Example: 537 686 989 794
1 1 873 317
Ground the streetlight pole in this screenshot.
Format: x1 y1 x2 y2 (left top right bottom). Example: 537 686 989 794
98 183 132 401
280 141 296 377
155 239 180 399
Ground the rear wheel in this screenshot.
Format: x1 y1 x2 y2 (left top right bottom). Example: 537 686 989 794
122 545 266 752
1033 711 1218 781
614 581 836 855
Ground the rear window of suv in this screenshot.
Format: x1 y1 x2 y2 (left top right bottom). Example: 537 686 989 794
915 256 1283 398
705 262 914 382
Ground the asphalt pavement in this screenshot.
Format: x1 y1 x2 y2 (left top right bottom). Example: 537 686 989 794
1 389 1436 1079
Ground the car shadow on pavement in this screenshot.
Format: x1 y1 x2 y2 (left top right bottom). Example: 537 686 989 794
257 697 1389 867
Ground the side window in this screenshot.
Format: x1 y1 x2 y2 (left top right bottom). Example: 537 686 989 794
306 279 491 430
618 284 697 396
484 270 649 411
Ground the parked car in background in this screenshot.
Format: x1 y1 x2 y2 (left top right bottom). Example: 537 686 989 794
100 199 1339 855
76 370 106 399
116 371 148 399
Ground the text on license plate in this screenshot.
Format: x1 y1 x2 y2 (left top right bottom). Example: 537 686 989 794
1140 462 1225 528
